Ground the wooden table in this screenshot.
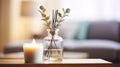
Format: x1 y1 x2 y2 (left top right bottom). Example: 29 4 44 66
0 58 112 67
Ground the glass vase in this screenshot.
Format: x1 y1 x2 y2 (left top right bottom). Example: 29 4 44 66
43 29 63 63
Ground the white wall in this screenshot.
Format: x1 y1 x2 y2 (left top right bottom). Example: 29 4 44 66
61 0 120 21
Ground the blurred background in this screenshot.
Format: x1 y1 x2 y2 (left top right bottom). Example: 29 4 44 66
0 0 120 52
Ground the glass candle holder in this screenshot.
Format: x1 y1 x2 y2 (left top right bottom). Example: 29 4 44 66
23 39 44 63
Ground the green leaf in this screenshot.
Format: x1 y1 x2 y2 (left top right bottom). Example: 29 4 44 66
41 13 46 17
66 8 70 13
62 8 65 12
40 6 44 10
58 13 62 17
41 18 46 21
43 9 46 12
59 19 65 22
48 21 51 25
45 16 49 20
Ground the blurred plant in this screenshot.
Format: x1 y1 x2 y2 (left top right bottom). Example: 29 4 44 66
39 5 70 31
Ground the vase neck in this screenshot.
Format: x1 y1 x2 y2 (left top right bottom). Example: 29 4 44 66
47 29 59 37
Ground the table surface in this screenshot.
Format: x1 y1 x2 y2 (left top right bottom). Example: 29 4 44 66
0 59 112 67
0 58 111 64
0 53 112 67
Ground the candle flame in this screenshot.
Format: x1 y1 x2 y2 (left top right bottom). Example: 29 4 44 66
32 39 36 44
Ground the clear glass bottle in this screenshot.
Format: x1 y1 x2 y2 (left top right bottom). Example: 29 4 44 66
43 29 63 63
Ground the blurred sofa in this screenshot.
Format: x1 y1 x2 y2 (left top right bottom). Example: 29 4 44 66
64 21 120 61
3 21 120 67
63 21 120 67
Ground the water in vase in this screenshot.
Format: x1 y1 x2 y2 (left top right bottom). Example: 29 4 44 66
44 49 63 62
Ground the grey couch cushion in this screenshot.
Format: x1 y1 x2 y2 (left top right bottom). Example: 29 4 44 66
3 39 42 54
64 39 119 61
87 22 119 41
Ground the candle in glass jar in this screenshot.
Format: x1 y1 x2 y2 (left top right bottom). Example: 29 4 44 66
23 39 44 63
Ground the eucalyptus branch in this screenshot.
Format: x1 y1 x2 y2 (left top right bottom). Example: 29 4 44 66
39 9 51 29
56 8 70 28
39 5 70 30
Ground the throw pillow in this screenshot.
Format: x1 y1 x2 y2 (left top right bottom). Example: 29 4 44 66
73 21 89 40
